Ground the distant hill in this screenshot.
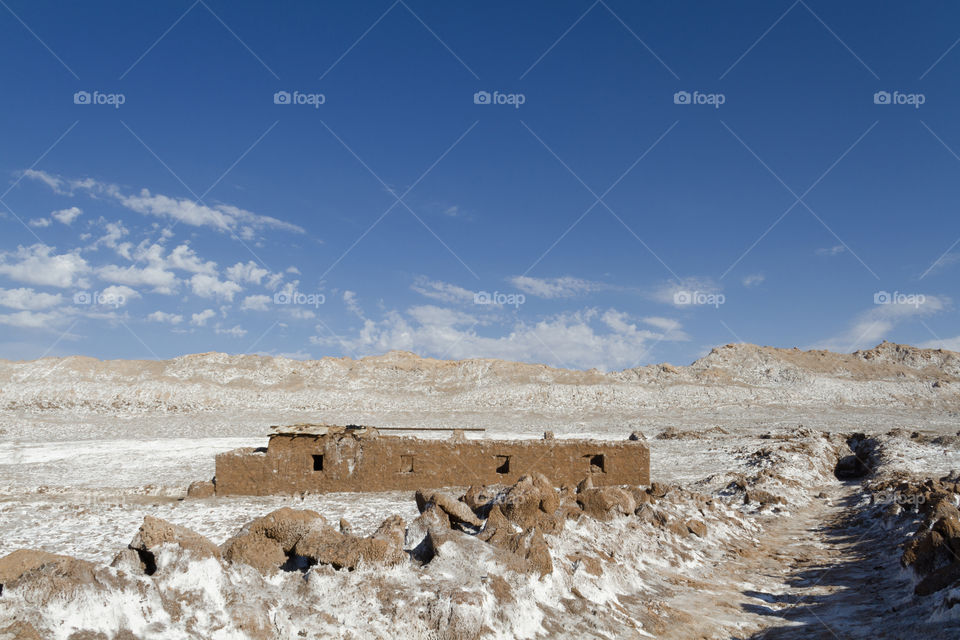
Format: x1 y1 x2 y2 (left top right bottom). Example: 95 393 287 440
0 342 956 415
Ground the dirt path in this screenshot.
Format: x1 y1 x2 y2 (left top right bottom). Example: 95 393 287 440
649 481 941 639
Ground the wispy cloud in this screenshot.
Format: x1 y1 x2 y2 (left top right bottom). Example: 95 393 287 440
23 170 304 237
815 294 949 352
742 273 765 287
312 299 687 371
508 275 606 299
816 245 845 256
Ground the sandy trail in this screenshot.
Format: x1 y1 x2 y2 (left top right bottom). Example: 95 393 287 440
642 479 933 640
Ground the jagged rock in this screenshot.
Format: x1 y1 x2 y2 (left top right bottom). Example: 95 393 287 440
1 550 66 593
222 534 286 574
576 487 636 521
429 492 483 529
576 476 594 493
744 490 785 506
461 485 497 518
0 621 42 640
294 522 406 570
0 549 99 604
415 488 430 513
372 515 406 549
685 519 707 538
129 516 220 573
405 504 451 562
902 531 950 576
524 529 553 577
186 480 215 498
109 548 145 573
647 482 670 499
500 474 560 531
238 508 324 553
625 486 651 507
221 508 324 573
915 561 960 596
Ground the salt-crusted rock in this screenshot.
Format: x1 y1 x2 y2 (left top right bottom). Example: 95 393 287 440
685 519 708 538
914 561 960 596
221 533 286 574
129 515 220 572
743 490 785 506
221 507 325 573
0 549 101 604
429 492 483 529
500 474 561 531
294 522 406 570
238 507 324 553
0 621 42 640
647 482 670 499
186 479 215 498
0 550 67 593
461 484 497 518
576 487 636 521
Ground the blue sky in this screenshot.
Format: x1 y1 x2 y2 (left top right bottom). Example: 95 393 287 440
1 0 959 370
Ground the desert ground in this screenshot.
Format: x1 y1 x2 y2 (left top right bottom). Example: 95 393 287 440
1 341 959 639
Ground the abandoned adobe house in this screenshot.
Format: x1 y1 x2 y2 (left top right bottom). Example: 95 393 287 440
213 424 650 496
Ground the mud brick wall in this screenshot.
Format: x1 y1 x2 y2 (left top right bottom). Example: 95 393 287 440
215 429 649 496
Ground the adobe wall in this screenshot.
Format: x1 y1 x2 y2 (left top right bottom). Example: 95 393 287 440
214 427 649 496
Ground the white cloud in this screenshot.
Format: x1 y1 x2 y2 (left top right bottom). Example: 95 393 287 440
241 294 271 311
0 244 89 288
918 336 960 352
226 261 269 285
343 290 362 318
166 244 217 275
189 274 242 302
816 295 948 352
0 310 63 329
191 309 216 326
0 287 63 310
147 311 183 324
654 277 722 306
215 324 247 338
641 316 683 333
288 307 315 320
52 206 82 225
99 285 139 307
24 171 305 237
21 169 68 193
98 263 177 294
313 301 686 371
411 277 476 304
508 275 603 299
816 245 846 256
28 218 51 228
742 273 765 287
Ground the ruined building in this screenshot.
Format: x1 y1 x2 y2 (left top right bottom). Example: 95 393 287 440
213 424 650 495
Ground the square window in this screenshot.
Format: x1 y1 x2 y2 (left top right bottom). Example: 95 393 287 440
496 455 510 474
312 455 324 471
586 454 605 473
400 455 414 473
